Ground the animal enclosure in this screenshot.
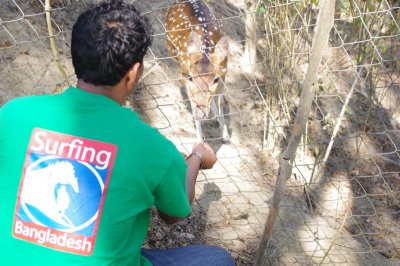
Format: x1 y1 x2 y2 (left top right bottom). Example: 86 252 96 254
0 0 399 265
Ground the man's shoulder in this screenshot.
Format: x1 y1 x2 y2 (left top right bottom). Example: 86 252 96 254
2 94 53 106
1 94 50 113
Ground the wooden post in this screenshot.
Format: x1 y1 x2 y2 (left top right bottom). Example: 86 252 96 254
242 0 258 73
254 1 336 265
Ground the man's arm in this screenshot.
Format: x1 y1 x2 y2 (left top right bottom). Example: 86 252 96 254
158 142 217 224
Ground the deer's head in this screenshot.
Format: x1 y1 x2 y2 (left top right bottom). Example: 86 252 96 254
184 32 229 120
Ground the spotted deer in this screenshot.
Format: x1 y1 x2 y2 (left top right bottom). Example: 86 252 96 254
166 0 230 142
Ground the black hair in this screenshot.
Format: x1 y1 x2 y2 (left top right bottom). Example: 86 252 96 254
71 0 152 86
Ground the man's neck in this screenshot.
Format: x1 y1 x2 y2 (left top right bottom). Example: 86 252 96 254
76 79 124 105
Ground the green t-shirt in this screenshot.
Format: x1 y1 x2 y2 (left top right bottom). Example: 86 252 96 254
0 87 191 265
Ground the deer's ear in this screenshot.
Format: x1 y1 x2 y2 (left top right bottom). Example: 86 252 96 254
215 36 230 57
187 32 203 54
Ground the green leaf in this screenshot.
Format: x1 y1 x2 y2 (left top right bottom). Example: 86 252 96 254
353 16 362 26
367 3 375 12
367 0 376 12
337 0 351 17
345 107 353 115
338 0 346 9
324 114 335 126
257 3 267 14
380 43 387 53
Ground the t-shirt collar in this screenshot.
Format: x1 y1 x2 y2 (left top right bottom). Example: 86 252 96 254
63 86 121 107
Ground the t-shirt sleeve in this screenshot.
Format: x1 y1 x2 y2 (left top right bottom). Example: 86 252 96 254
153 150 191 218
0 102 10 142
0 105 4 143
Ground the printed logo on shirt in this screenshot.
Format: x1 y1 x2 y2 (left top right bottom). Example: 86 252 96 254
13 128 118 255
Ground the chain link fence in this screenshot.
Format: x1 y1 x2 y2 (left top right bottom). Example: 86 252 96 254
0 0 399 265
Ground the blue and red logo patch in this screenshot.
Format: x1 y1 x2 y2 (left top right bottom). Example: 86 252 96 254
13 128 117 255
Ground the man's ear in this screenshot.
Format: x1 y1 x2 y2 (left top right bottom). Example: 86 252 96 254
215 36 229 57
187 32 202 54
126 62 143 92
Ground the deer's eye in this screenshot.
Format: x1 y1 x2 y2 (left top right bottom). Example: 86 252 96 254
188 76 194 82
213 77 220 84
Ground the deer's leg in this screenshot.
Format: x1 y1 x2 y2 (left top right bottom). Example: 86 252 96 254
218 95 230 143
211 95 229 143
188 95 204 142
195 119 204 142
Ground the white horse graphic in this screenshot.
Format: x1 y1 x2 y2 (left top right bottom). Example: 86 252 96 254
20 161 79 228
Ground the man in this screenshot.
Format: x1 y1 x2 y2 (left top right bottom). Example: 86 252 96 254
0 1 234 265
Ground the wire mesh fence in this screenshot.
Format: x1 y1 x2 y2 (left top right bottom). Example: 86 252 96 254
0 0 399 265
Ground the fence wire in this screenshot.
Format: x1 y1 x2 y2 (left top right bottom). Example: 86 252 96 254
0 0 399 265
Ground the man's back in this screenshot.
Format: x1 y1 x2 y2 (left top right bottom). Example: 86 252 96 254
0 87 190 265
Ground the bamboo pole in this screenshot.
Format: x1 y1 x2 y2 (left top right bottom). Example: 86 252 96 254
254 1 336 265
45 0 70 90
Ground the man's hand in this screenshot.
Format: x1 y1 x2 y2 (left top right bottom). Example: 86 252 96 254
157 142 217 224
191 142 217 169
179 142 217 207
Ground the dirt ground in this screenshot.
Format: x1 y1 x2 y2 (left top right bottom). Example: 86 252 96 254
1 0 399 265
